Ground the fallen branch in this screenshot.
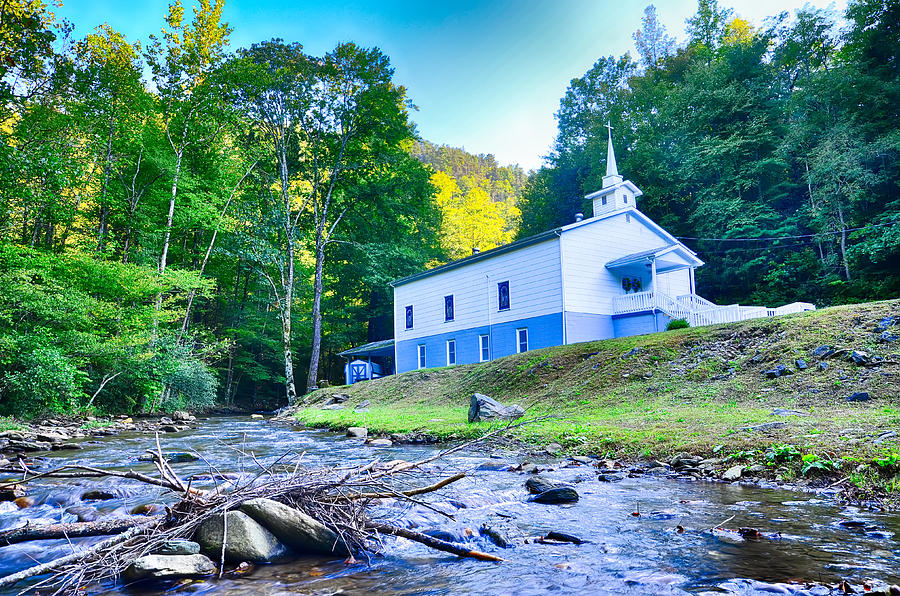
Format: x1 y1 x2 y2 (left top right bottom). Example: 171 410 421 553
0 516 162 546
367 522 505 562
0 525 146 590
349 472 467 499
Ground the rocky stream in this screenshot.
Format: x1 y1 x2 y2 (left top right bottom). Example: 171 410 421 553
1 416 898 595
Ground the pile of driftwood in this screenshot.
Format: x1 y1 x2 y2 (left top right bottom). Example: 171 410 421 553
0 432 505 594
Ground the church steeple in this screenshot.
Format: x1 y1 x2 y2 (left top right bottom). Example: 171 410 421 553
602 122 623 189
584 123 643 218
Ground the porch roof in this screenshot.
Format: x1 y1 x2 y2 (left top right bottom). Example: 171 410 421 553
338 339 395 359
605 245 703 273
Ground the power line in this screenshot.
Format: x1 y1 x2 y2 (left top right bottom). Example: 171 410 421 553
675 219 900 242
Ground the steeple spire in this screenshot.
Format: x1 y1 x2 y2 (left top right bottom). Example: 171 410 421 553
605 121 618 177
602 121 623 189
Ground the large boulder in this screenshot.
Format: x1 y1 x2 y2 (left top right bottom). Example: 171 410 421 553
468 393 524 423
240 497 349 556
124 554 216 580
194 510 287 563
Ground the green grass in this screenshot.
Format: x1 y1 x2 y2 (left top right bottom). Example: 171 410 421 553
291 299 900 500
0 416 24 432
80 419 115 430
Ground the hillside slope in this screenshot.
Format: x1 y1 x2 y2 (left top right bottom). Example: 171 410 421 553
287 300 900 493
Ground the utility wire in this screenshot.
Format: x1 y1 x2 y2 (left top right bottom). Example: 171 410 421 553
675 219 899 242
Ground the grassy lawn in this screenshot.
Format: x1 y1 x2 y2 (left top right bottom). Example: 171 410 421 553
291 299 900 498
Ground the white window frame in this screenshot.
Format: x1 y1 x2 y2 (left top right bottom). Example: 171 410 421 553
417 344 426 369
446 339 456 366
516 328 528 353
479 334 490 362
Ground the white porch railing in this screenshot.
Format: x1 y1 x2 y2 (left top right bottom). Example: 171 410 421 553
612 291 815 328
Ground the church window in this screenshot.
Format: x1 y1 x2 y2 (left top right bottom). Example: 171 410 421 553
444 295 454 321
405 305 413 329
498 281 510 311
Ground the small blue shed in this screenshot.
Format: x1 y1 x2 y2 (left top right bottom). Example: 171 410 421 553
339 339 395 385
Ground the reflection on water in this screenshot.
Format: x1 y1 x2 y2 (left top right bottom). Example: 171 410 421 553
1 417 897 595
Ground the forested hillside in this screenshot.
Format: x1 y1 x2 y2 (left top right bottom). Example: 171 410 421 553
0 0 444 414
519 0 900 307
412 141 524 260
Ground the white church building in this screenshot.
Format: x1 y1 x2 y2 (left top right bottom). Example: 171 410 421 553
386 132 814 375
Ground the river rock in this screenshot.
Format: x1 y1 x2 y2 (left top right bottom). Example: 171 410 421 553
51 442 83 450
0 484 26 501
467 393 524 423
847 392 871 402
14 496 34 508
346 427 368 439
525 475 562 494
36 431 68 443
529 487 579 504
240 497 349 555
723 465 744 481
82 489 116 501
250 414 265 419
158 539 201 555
166 452 199 463
354 400 370 412
172 410 191 421
194 510 287 563
367 438 393 447
124 554 217 580
321 404 345 410
132 503 167 515
8 439 51 452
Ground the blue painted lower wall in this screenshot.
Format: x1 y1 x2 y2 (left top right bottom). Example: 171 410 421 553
396 312 564 373
612 310 672 337
564 312 614 344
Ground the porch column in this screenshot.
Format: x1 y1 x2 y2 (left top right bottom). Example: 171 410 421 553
689 267 695 295
650 259 657 296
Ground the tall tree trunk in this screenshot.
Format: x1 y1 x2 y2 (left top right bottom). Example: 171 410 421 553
306 237 325 393
804 160 826 264
160 150 182 277
836 203 851 280
97 115 115 252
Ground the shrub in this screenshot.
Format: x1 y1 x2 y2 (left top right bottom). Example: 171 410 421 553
666 318 690 331
162 358 218 412
1 346 85 417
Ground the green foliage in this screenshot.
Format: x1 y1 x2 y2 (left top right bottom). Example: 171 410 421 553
800 453 838 476
667 318 690 331
766 443 801 464
520 1 900 307
874 450 900 473
163 358 218 411
1 346 84 418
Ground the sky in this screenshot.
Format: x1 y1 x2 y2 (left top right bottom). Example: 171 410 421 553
55 0 847 171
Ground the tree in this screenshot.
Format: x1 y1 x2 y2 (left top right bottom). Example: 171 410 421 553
71 25 148 252
685 0 733 51
633 5 674 70
145 0 231 280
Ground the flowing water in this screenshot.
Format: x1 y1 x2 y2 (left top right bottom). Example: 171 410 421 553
1 416 898 595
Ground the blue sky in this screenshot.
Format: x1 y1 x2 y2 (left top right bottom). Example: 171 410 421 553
56 0 846 171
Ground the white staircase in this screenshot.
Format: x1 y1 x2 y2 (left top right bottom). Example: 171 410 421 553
612 292 815 328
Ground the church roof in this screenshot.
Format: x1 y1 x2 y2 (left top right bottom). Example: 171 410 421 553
391 207 701 287
605 244 703 271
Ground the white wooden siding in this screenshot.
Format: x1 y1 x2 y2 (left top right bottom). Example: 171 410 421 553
657 269 691 298
393 238 563 341
560 210 677 315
